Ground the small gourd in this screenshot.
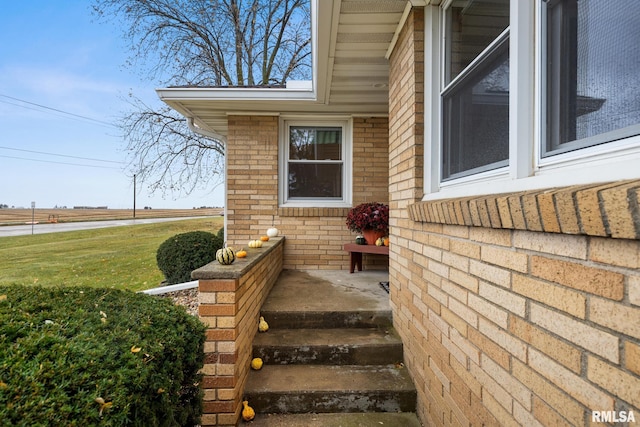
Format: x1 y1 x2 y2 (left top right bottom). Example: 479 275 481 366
355 235 366 245
375 237 385 247
250 357 263 370
248 240 263 248
266 227 279 238
242 400 255 421
383 237 390 246
260 235 270 242
258 316 269 333
236 249 247 258
216 247 235 265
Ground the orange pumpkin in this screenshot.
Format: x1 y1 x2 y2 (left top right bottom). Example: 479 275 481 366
236 249 247 258
383 237 390 246
260 235 270 242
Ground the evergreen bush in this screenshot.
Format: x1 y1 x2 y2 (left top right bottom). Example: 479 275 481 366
156 229 223 285
0 286 206 426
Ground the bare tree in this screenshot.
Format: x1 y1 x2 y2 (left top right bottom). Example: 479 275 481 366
121 95 226 197
93 0 311 198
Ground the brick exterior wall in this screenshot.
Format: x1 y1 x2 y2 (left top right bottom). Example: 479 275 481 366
389 7 640 427
226 115 389 271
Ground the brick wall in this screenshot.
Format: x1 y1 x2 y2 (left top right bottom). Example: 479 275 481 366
193 238 283 426
389 7 640 427
226 115 389 270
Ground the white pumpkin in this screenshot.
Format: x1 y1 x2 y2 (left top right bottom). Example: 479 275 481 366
266 227 279 237
248 240 263 248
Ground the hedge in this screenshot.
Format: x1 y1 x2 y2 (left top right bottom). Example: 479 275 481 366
0 286 206 426
156 229 224 285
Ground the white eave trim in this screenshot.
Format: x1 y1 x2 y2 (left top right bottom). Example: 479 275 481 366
386 2 413 59
156 86 317 103
386 0 438 60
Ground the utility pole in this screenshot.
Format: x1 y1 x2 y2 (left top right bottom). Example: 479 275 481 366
133 174 136 219
31 201 35 235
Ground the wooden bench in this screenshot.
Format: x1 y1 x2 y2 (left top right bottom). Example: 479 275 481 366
343 243 389 273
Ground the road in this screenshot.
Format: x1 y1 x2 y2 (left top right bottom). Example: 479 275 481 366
0 217 210 237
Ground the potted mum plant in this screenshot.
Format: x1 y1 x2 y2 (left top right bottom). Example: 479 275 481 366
346 202 389 245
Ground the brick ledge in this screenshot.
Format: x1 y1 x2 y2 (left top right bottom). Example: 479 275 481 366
278 207 350 217
408 179 640 240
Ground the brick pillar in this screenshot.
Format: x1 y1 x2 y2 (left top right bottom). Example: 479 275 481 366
193 238 284 426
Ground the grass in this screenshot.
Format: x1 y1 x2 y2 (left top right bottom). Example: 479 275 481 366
0 217 224 292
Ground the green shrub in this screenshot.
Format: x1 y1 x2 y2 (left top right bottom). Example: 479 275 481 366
215 226 224 248
0 286 206 427
156 229 223 285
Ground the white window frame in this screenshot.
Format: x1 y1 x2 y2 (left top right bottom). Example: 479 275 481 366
279 116 353 207
423 0 640 201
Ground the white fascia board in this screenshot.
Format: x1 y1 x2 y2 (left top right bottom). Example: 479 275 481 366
386 2 413 59
156 86 317 102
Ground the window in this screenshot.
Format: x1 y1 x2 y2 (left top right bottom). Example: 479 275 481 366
545 0 640 156
442 0 510 181
424 1 640 200
280 119 352 206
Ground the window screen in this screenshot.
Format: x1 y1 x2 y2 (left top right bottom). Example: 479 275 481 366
545 0 640 155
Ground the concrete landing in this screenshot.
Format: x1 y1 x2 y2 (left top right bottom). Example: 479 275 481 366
260 269 391 329
261 269 390 312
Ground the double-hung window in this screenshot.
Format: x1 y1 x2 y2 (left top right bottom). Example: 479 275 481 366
280 119 352 206
442 0 510 181
425 0 640 199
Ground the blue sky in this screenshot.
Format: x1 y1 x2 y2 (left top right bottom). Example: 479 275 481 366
0 2 224 209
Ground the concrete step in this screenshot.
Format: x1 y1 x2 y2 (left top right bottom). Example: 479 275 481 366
260 309 393 329
253 328 404 365
244 364 416 414
245 412 423 426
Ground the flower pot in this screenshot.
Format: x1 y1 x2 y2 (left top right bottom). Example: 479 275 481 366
362 229 385 245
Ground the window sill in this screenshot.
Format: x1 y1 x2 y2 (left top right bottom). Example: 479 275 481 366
409 179 640 240
278 206 350 217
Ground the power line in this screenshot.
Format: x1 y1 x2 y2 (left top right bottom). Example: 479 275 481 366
0 154 123 170
0 94 117 128
0 146 124 164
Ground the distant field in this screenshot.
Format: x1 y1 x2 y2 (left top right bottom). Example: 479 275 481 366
0 208 223 226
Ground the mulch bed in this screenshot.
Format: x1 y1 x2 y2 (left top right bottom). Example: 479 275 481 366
158 288 199 316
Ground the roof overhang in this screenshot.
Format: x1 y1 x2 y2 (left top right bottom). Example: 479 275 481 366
156 0 412 140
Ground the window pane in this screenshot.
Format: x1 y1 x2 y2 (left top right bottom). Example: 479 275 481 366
442 42 509 181
289 127 342 160
288 163 342 198
446 0 510 84
546 0 640 155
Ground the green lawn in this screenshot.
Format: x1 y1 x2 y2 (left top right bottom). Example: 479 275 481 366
0 217 224 292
